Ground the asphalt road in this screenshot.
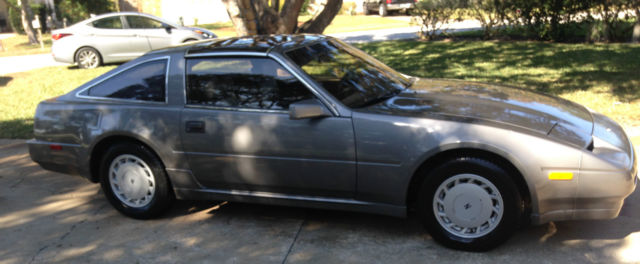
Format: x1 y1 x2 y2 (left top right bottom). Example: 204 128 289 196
0 53 67 75
1 139 639 264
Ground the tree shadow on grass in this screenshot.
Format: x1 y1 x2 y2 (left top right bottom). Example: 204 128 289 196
0 118 33 139
0 76 12 87
356 40 640 102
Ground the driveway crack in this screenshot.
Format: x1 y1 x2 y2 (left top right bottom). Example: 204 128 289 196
282 217 306 264
28 245 49 264
30 201 106 263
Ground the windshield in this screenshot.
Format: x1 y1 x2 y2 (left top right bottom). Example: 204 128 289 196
285 39 411 108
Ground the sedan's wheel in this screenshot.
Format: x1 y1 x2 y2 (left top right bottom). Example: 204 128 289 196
75 47 101 69
100 143 173 219
418 157 522 251
378 3 388 16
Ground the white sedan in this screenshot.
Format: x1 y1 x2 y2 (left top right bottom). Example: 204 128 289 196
51 12 216 69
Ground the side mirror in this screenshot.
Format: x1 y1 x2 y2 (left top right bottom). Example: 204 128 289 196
289 99 332 120
163 24 172 34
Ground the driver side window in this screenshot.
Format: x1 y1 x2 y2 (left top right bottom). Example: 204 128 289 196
186 57 314 110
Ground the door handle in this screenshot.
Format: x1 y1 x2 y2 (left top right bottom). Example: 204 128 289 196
185 121 205 133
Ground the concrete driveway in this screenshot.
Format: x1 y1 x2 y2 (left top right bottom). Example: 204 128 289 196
1 139 639 264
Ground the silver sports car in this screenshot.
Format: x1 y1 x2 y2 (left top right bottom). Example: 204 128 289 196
51 12 216 69
28 35 637 251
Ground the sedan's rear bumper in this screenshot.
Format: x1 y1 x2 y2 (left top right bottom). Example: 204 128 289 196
51 41 77 64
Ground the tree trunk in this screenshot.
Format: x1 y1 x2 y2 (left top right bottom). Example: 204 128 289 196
632 9 640 43
297 0 343 33
19 0 39 45
45 0 58 25
222 0 257 36
223 0 341 36
279 0 305 33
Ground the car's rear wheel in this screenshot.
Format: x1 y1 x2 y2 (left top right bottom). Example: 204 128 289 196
378 3 388 16
99 143 173 219
418 157 522 251
75 47 102 69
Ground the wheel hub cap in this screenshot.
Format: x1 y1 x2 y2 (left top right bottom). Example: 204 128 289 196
433 174 503 238
109 154 155 208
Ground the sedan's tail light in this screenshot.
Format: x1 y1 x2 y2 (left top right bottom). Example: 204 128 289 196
52 33 72 41
386 0 392 3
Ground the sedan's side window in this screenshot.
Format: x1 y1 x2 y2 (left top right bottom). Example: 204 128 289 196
126 16 164 29
91 16 123 29
186 57 314 110
80 59 167 102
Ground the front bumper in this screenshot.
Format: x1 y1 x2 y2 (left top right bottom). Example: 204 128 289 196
533 139 637 224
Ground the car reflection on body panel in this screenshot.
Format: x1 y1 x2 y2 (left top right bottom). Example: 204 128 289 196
28 35 637 251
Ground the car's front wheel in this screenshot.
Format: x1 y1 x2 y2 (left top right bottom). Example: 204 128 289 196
75 47 102 69
418 157 522 251
99 143 173 219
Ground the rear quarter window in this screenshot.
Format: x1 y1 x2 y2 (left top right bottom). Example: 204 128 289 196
91 16 123 29
79 59 167 102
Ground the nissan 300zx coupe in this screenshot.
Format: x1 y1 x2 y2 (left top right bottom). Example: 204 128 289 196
28 35 637 251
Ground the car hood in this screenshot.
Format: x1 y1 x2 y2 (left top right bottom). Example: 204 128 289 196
361 78 594 148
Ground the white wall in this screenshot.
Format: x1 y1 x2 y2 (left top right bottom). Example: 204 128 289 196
161 0 230 26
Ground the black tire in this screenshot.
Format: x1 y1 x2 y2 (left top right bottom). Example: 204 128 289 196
363 4 370 15
75 47 102 69
378 3 388 17
99 143 173 219
417 157 522 251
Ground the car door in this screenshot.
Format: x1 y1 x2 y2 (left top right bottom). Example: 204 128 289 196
89 15 150 61
125 15 173 50
180 56 357 198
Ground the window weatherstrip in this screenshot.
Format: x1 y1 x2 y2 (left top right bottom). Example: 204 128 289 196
75 56 171 104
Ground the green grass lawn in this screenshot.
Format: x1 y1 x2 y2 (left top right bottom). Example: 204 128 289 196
1 40 639 142
0 33 52 57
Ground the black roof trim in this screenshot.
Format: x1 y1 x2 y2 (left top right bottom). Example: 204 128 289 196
186 34 329 55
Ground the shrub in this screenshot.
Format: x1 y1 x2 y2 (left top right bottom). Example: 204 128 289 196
412 0 460 40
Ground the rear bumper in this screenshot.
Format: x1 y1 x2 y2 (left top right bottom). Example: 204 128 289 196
27 139 91 179
51 41 76 64
387 3 414 10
